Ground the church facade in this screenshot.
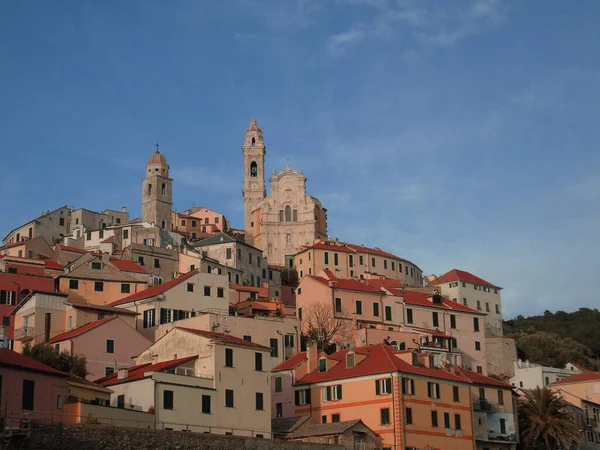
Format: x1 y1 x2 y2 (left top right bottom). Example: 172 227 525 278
242 118 327 267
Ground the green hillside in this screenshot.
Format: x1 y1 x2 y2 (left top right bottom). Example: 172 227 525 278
504 308 600 371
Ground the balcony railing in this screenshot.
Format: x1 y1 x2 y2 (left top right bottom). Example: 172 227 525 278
14 327 35 341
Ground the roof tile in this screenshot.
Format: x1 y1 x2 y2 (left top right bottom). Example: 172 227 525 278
0 349 66 376
97 355 198 386
49 317 117 343
176 327 272 350
432 269 501 289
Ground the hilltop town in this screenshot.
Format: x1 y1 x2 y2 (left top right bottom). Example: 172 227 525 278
0 119 597 450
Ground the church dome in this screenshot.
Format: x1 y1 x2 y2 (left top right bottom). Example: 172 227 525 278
148 150 167 165
246 117 262 133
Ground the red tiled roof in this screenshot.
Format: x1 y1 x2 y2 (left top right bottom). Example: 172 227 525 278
96 355 198 386
366 279 403 288
431 269 501 289
388 289 482 314
44 260 64 270
0 241 27 250
273 352 308 372
454 367 513 388
295 344 467 385
112 250 125 255
307 275 384 294
299 242 356 254
0 349 67 377
58 245 89 254
176 327 272 350
229 284 266 294
552 371 600 386
107 270 198 307
346 244 401 260
49 317 117 344
109 258 147 274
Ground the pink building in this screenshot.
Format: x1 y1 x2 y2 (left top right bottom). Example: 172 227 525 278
49 316 151 381
0 349 69 422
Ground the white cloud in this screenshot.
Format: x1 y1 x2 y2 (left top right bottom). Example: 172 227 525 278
326 30 366 55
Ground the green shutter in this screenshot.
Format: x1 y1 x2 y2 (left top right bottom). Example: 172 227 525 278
386 378 392 393
376 380 381 395
337 385 342 400
411 379 415 395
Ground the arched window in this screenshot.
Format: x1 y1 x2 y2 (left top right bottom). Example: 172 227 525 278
399 342 406 350
148 184 152 196
285 205 291 222
250 161 258 177
161 183 166 195
161 220 166 230
251 137 256 147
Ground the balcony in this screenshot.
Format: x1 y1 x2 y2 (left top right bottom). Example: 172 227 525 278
473 400 493 412
585 418 598 428
14 327 35 341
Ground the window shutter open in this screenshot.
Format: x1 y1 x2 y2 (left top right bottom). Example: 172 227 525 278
337 385 342 400
386 378 392 393
376 380 381 395
410 379 415 395
295 391 300 406
305 389 311 404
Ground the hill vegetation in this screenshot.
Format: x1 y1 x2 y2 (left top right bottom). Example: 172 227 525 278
504 308 600 371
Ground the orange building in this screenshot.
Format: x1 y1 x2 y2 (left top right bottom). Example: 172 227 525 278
274 343 475 450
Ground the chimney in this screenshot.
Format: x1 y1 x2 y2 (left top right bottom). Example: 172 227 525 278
307 342 318 373
121 206 127 213
44 313 51 343
117 368 128 380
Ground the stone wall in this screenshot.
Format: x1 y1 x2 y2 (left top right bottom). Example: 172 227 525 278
486 336 517 377
16 422 343 450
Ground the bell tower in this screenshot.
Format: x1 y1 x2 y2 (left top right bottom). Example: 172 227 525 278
142 146 173 230
242 118 267 239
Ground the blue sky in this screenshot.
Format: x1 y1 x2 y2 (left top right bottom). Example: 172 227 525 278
1 0 599 318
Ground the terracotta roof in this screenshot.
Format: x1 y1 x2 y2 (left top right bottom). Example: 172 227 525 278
552 371 600 386
109 258 147 273
388 289 482 314
176 327 272 350
454 367 513 388
346 244 402 260
273 352 308 372
288 420 364 439
97 355 197 386
58 245 89 254
0 349 67 377
148 150 167 165
0 241 27 250
366 279 403 288
431 269 501 289
107 270 199 307
299 242 356 254
295 344 468 385
49 317 117 344
307 275 384 294
44 260 64 270
229 284 267 294
246 117 262 133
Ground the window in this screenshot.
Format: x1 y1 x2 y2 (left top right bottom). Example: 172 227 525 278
444 412 450 428
293 210 298 222
346 353 355 368
383 260 388 270
479 387 486 400
106 340 115 354
225 348 234 367
285 205 292 222
373 302 380 317
376 378 392 395
359 255 364 265
349 255 354 267
322 415 327 424
432 312 439 327
91 261 102 270
486 302 490 312
453 386 460 402
498 390 504 405
161 183 166 195
405 407 413 424
143 309 155 328
120 283 130 294
255 353 263 371
371 257 376 267
331 414 340 423
356 300 362 315
117 394 125 409
319 358 327 372
334 253 339 266
275 377 282 392
427 382 440 399
298 307 302 320
226 248 232 260
324 252 329 264
154 258 160 268
495 304 500 314
138 256 144 266
68 316 72 330
276 403 283 418
477 300 482 310
431 411 439 427
248 253 252 265
406 308 413 323
7 267 17 274
270 338 279 357
324 385 342 401
279 210 284 222
105 367 114 377
333 297 343 313
204 286 211 296
94 281 104 292
22 379 35 410
385 306 392 321
474 317 480 332
381 408 390 425
202 395 211 414
455 414 461 430
391 261 395 271
69 279 79 290
98 230 104 239
285 334 294 348
463 298 468 306
217 288 224 298
255 392 264 410
163 390 174 410
160 308 172 324
295 389 310 405
450 314 456 328
475 341 481 351
2 316 9 327
500 418 506 434
225 389 234 408
402 378 415 395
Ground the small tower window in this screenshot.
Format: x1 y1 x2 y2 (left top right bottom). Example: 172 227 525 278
285 205 291 222
148 184 152 196
161 221 166 230
162 183 166 195
250 161 258 177
251 137 256 147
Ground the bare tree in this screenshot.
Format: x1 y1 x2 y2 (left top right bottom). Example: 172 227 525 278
303 300 352 352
